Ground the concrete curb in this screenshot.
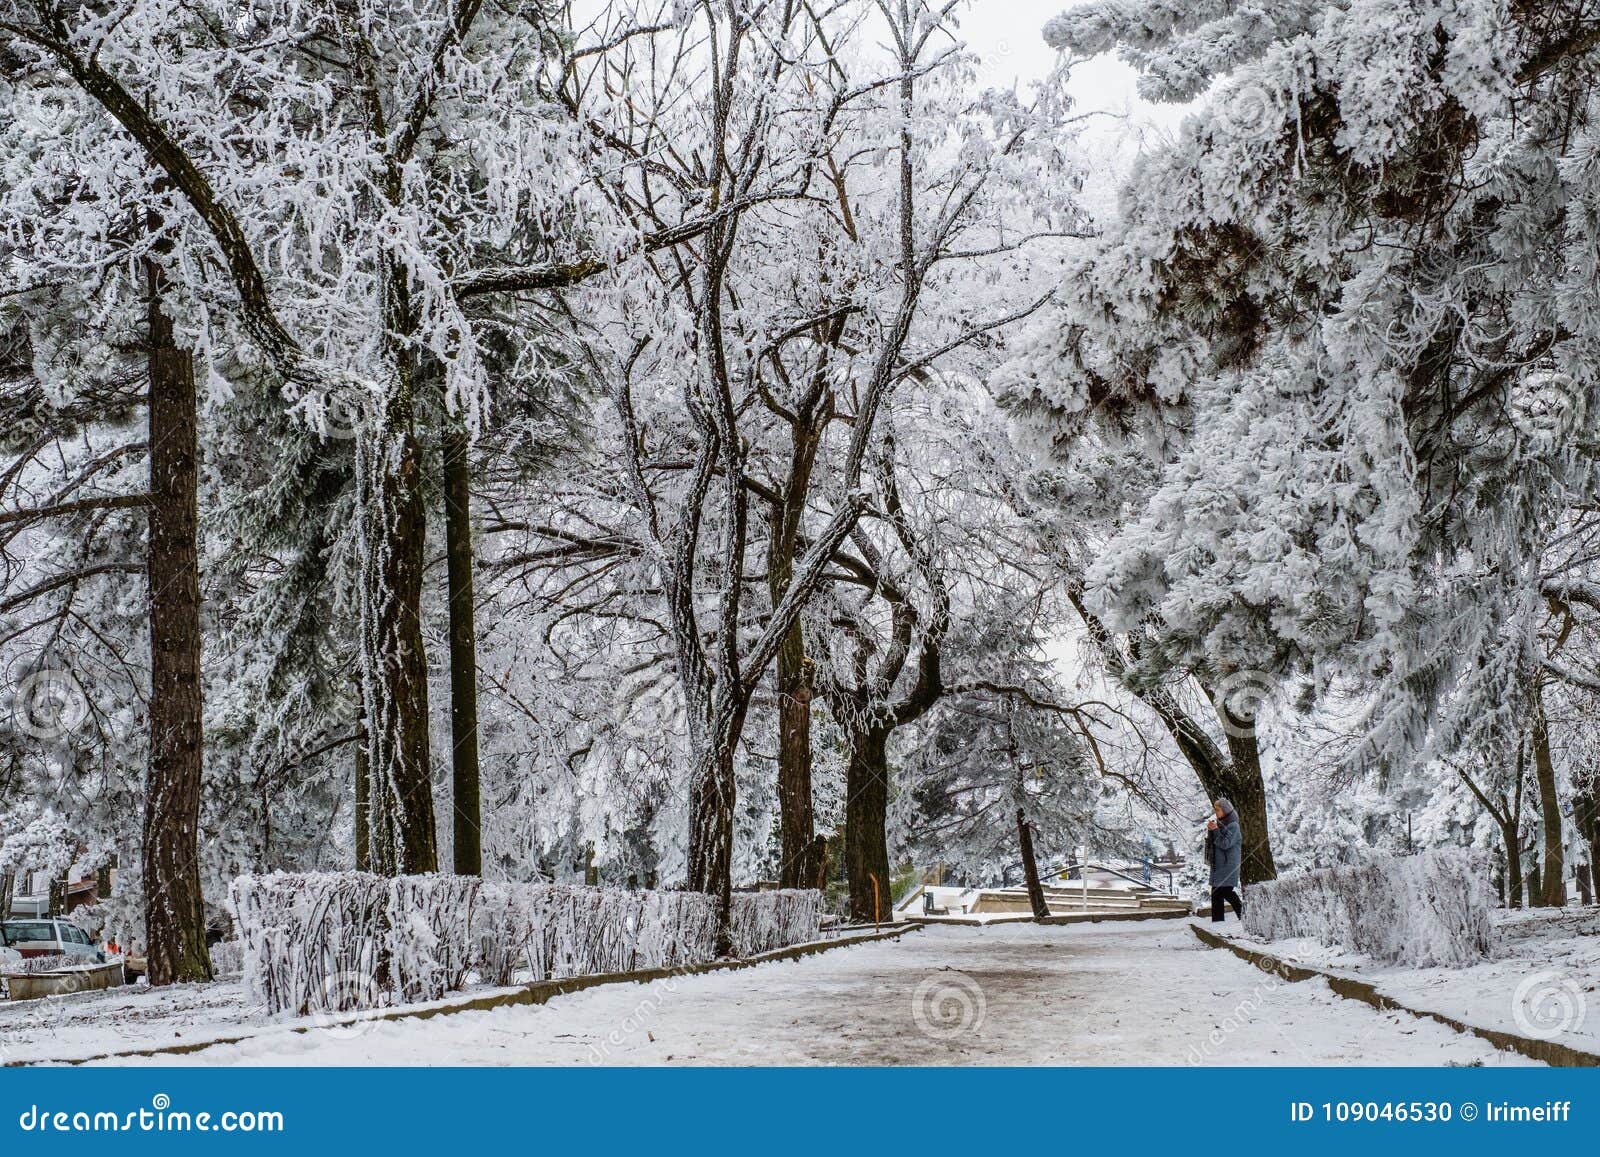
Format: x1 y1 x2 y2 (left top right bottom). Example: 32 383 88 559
1189 922 1600 1068
16 923 922 1067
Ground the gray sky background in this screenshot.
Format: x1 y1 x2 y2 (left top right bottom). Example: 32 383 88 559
567 0 1196 213
963 0 1192 212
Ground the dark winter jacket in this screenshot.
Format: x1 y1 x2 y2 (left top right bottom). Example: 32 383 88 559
1209 798 1242 889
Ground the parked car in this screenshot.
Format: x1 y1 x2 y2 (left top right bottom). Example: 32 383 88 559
0 919 105 963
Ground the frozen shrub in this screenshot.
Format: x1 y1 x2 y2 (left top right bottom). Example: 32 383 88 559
729 890 823 957
388 875 480 1002
470 882 542 986
636 890 719 969
232 873 823 1013
231 872 389 1016
1242 850 1494 967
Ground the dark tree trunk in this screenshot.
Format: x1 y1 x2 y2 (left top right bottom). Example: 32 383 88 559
1500 822 1523 909
775 641 814 889
143 247 213 984
687 700 746 953
1217 723 1279 886
1578 786 1600 906
442 421 481 876
1527 860 1542 910
845 726 892 924
767 407 825 890
361 268 437 877
354 695 370 873
1017 808 1049 920
1531 692 1566 907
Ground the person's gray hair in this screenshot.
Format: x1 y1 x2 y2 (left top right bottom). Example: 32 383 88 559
1215 797 1235 816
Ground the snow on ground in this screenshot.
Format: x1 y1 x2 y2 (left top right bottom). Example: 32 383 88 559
0 975 255 1066
75 920 1531 1066
0 971 537 1066
1214 907 1600 1055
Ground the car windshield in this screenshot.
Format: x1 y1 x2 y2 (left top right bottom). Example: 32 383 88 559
0 922 55 943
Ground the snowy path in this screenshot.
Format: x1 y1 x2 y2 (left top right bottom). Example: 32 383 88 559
103 921 1533 1067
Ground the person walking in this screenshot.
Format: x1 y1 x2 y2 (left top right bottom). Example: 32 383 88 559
1208 798 1244 923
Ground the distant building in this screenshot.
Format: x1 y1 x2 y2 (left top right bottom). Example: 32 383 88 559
4 864 104 918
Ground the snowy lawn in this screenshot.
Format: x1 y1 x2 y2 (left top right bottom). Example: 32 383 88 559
0 969 540 1066
81 921 1533 1066
1209 907 1600 1055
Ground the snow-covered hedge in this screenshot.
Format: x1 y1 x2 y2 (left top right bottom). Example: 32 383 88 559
231 873 822 1014
232 872 388 1016
1241 850 1494 967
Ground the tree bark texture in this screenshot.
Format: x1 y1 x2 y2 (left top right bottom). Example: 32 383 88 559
845 726 892 924
1018 808 1050 920
1531 689 1566 907
142 245 213 984
442 421 481 876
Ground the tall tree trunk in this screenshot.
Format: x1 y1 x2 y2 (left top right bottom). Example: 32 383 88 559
768 410 825 889
1216 722 1279 886
360 271 437 876
1531 690 1565 907
354 696 370 873
142 244 213 984
1017 808 1049 920
442 421 481 876
687 712 742 953
1500 821 1523 909
774 632 814 889
1576 783 1600 906
845 726 892 924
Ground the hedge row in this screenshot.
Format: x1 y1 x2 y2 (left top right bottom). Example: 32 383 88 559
1241 850 1494 967
231 873 822 1015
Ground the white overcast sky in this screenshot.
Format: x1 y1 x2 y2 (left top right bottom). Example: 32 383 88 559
963 0 1191 211
567 1 1195 213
